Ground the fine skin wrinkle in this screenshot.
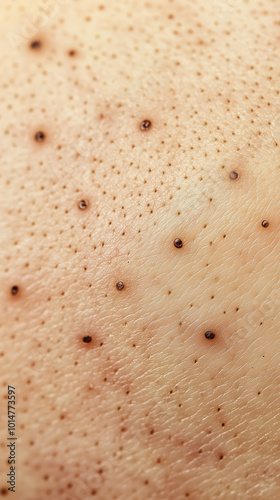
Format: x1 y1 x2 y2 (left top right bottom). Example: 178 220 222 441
0 1 280 499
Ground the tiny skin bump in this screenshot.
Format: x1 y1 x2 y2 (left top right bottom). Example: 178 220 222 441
116 281 125 291
205 331 215 340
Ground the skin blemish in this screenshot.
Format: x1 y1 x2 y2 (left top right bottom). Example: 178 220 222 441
174 238 183 248
205 330 216 340
261 220 269 228
30 40 42 50
35 131 46 142
78 199 89 210
116 281 125 291
229 170 239 180
11 286 19 296
68 50 76 57
140 120 152 131
83 335 92 343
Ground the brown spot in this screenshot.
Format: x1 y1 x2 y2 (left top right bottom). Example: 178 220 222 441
35 131 45 142
261 220 269 228
204 330 215 340
229 170 239 180
140 120 152 131
78 199 89 210
11 285 19 296
68 50 76 57
116 281 125 291
83 335 92 343
174 238 183 248
30 40 41 50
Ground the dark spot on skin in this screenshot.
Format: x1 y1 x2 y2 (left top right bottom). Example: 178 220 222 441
261 220 269 228
68 50 76 57
83 335 92 343
78 199 89 210
30 40 41 50
11 286 19 296
174 238 183 248
220 455 224 460
140 119 152 131
205 330 215 340
229 170 239 180
116 281 125 291
35 131 45 142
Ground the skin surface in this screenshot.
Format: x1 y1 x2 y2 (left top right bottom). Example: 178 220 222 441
0 0 280 498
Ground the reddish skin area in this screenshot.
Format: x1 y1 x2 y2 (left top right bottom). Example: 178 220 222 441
0 1 280 499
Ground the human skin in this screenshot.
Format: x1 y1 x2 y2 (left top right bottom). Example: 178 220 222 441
0 0 280 498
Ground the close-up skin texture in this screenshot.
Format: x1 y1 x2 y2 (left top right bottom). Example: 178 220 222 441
0 0 280 499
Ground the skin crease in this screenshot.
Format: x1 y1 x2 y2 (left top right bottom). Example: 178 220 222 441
0 0 280 498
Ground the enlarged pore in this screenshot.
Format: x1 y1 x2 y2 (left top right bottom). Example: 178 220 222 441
116 281 125 291
229 170 239 180
11 285 19 296
30 40 42 50
78 199 90 210
34 131 46 142
140 119 152 131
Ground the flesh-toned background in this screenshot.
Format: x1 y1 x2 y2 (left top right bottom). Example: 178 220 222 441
0 0 279 499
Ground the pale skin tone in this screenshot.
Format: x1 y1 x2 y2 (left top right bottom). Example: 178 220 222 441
0 0 279 498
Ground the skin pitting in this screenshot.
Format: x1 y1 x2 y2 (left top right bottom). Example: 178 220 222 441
0 1 279 499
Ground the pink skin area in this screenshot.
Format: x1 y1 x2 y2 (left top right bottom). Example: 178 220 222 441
0 1 280 499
